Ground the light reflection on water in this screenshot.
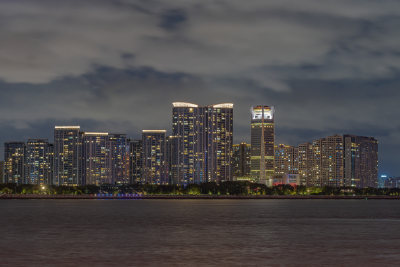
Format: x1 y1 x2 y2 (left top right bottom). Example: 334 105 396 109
1 199 399 266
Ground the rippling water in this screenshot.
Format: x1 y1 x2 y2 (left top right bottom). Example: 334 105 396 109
1 199 399 266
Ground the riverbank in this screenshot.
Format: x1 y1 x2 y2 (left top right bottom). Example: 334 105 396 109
1 194 400 200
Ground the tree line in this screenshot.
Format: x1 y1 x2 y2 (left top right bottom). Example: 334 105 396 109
0 182 400 196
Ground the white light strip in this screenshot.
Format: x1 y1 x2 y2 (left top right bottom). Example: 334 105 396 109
213 103 233 108
142 130 167 133
172 102 198 108
55 126 80 129
83 132 109 136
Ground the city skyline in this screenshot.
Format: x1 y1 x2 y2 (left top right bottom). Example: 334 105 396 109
0 102 388 178
0 0 399 176
2 102 379 188
1 2 399 266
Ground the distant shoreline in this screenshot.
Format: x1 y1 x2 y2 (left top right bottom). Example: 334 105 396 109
1 194 399 200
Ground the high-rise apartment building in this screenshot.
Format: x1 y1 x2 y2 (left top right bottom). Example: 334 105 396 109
142 130 168 184
206 104 234 182
232 143 251 178
171 102 233 184
172 102 206 185
4 142 25 184
54 126 82 186
25 139 52 185
166 135 181 185
320 135 344 187
81 132 112 185
274 144 298 177
48 143 54 184
384 177 400 188
109 134 130 184
283 134 378 188
344 135 378 188
304 135 345 187
250 105 275 185
129 139 142 184
297 142 312 186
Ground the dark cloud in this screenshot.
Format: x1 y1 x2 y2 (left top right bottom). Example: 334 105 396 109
0 0 399 176
159 9 187 31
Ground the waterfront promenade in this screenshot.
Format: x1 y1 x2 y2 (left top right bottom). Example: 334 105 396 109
1 194 399 200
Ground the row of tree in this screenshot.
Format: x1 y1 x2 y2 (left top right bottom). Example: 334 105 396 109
1 182 400 196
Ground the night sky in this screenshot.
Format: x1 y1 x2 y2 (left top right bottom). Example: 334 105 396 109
0 0 399 176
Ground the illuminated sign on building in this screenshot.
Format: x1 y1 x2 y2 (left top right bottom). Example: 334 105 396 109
251 106 274 120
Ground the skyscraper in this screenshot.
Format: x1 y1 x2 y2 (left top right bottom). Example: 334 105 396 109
109 134 130 184
320 135 344 187
274 144 298 177
81 132 112 185
142 130 168 184
297 142 312 186
25 139 52 185
48 143 54 184
384 177 400 188
54 126 82 186
250 105 275 185
172 102 206 185
166 135 181 185
4 142 25 184
344 135 378 188
232 142 251 178
129 139 142 184
171 102 233 184
292 134 378 188
206 103 234 182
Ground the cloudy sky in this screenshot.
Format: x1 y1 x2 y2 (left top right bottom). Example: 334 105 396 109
0 0 399 175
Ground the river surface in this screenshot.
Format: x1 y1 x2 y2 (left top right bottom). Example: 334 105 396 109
1 199 399 266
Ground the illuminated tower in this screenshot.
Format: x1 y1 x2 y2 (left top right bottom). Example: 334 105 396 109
206 103 234 182
171 102 233 184
4 142 25 184
250 106 275 185
81 132 112 185
172 102 206 185
142 130 168 184
25 139 52 185
54 126 82 186
109 134 130 184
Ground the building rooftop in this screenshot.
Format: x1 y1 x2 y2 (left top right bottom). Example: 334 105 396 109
83 132 109 136
172 102 198 108
54 126 80 129
142 130 167 133
213 103 233 108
